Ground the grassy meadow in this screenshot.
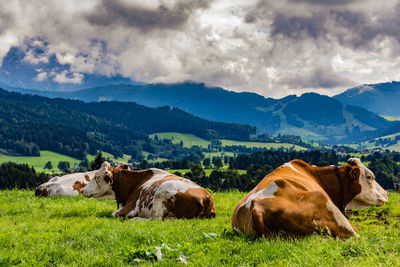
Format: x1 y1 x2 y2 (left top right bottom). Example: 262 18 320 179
1 190 400 266
0 151 131 174
150 132 308 151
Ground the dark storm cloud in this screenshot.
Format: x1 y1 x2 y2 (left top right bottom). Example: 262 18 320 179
282 65 354 89
271 13 326 40
86 0 212 31
251 0 400 52
0 10 13 34
289 0 360 6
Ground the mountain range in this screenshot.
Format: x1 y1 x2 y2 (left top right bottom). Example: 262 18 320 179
334 81 400 116
0 88 254 158
3 81 394 143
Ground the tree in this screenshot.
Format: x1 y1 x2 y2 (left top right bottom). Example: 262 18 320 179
214 158 223 169
90 151 104 170
58 161 70 170
79 157 90 169
44 161 53 170
140 160 149 170
203 158 211 169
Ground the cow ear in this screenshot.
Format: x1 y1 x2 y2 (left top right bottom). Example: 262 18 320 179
84 175 91 182
350 166 361 181
347 158 361 166
104 173 114 184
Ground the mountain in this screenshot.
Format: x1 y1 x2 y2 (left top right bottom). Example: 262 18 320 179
334 81 400 116
6 82 392 143
0 88 255 158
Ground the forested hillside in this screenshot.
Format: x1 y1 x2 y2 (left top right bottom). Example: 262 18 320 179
0 89 255 158
8 82 393 143
334 81 400 116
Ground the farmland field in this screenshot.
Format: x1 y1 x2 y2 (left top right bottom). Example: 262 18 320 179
1 190 400 266
150 132 308 151
149 132 210 148
0 151 131 174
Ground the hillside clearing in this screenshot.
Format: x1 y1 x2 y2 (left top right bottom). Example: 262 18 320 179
0 151 131 174
1 190 399 266
150 132 308 151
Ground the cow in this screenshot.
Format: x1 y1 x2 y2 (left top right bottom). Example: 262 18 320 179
81 162 216 219
35 171 97 197
231 158 388 239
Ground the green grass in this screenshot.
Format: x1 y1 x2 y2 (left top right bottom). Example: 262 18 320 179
149 132 210 148
1 190 399 266
220 140 307 151
150 132 308 151
0 151 132 174
381 115 400 121
87 152 131 163
0 151 81 174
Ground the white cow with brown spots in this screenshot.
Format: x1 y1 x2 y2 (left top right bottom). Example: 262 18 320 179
82 162 216 219
231 158 388 239
35 171 97 197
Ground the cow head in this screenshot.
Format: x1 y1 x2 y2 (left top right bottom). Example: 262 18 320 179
345 158 388 209
117 162 130 170
81 162 115 199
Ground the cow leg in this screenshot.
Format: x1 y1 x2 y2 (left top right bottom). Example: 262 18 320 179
251 190 358 238
112 199 137 217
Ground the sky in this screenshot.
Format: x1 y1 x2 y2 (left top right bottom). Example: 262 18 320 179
1 0 400 98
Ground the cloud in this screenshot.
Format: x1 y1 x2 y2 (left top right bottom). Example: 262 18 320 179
53 70 83 84
86 0 212 31
1 0 400 97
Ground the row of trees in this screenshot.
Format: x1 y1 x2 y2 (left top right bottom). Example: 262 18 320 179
0 162 48 189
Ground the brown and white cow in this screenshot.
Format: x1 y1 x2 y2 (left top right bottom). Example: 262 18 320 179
35 171 97 197
81 162 216 219
232 158 388 239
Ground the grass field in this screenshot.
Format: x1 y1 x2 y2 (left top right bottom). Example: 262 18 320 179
150 132 308 151
0 151 81 174
0 151 131 174
1 190 399 266
381 115 400 121
149 132 210 148
220 140 307 151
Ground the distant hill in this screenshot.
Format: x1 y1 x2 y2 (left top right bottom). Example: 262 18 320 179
0 89 255 158
5 82 392 143
334 81 400 116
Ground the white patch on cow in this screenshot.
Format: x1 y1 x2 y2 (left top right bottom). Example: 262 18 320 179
112 208 123 217
36 171 97 197
127 208 138 218
326 200 359 237
283 162 301 174
245 182 278 208
136 171 200 219
233 226 242 234
141 168 171 190
346 158 388 209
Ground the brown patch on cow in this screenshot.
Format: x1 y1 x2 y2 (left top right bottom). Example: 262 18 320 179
73 181 87 194
232 159 369 239
35 187 49 197
163 188 216 219
84 175 90 182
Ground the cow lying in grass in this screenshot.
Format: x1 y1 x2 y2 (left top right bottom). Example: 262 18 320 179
232 158 388 239
35 171 96 197
81 162 216 219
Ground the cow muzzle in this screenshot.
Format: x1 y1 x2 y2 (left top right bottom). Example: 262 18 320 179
35 187 49 197
81 189 91 198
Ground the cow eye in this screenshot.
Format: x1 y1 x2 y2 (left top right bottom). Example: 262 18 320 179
367 175 373 180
